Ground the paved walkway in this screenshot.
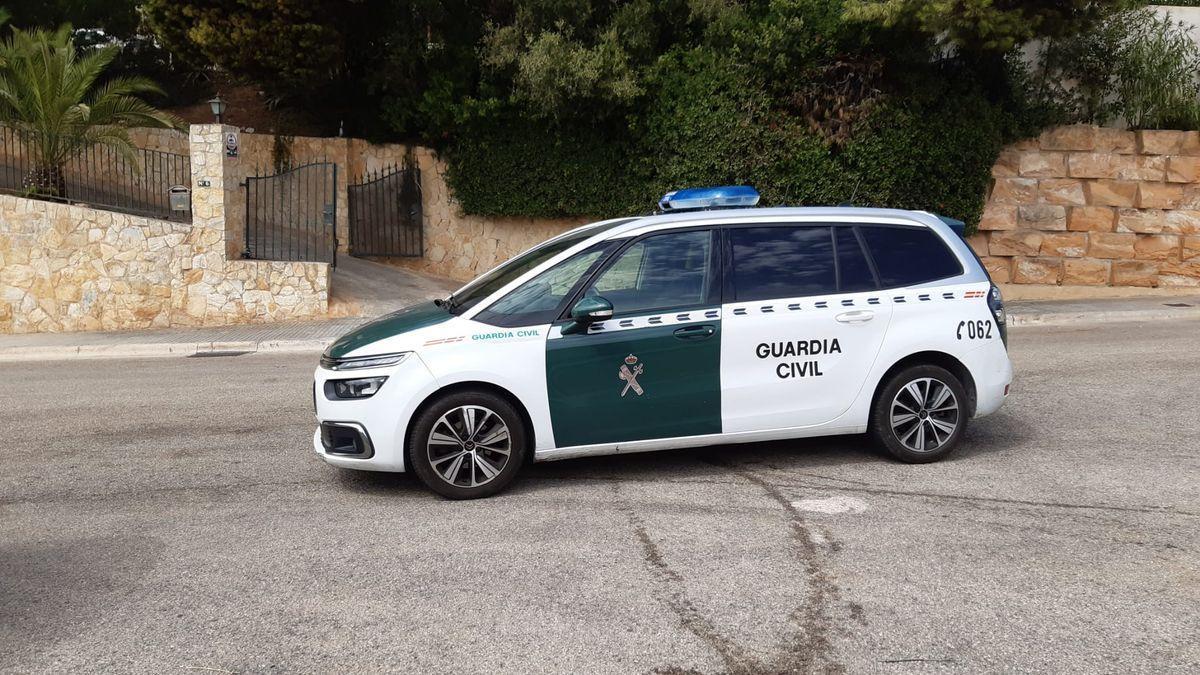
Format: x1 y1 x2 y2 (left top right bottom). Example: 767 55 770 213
329 256 458 317
0 293 1196 361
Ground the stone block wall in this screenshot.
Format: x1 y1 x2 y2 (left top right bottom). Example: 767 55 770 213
975 125 1200 288
0 195 327 333
0 125 329 334
384 148 588 283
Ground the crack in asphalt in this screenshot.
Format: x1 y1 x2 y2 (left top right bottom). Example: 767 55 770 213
612 459 847 675
706 457 845 675
611 481 765 674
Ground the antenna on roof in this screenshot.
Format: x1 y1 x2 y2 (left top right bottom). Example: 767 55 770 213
844 174 864 204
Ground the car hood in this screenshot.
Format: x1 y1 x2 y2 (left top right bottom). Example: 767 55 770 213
324 302 453 359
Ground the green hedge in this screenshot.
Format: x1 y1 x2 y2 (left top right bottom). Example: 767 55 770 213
445 51 1025 234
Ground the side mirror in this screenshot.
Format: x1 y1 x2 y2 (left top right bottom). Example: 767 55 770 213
563 296 613 334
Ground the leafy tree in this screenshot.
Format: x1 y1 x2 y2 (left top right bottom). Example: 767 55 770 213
141 0 346 98
844 0 1126 54
4 0 139 38
0 26 183 197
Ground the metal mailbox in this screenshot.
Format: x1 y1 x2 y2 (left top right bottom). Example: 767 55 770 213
168 185 191 211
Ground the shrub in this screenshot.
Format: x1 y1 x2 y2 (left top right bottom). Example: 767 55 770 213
446 49 1018 234
1115 11 1200 129
443 112 652 218
1033 7 1200 129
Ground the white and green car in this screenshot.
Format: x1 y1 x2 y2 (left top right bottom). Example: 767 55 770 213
314 187 1012 499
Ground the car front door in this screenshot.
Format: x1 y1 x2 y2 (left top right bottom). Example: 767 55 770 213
720 223 894 433
546 228 723 448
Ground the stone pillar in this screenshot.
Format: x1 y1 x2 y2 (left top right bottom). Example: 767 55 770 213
188 124 244 260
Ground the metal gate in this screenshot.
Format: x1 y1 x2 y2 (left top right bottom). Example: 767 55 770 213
245 162 337 264
348 164 422 257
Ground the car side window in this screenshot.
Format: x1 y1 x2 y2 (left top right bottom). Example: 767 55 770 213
729 225 837 302
474 245 613 326
836 227 878 293
857 225 963 288
585 230 714 315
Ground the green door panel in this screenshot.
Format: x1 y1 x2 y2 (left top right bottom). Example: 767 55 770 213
325 302 449 358
546 321 722 447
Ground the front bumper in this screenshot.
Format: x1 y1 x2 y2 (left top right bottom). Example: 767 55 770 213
312 352 440 472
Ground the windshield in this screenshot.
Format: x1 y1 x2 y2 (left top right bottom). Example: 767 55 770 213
447 219 634 314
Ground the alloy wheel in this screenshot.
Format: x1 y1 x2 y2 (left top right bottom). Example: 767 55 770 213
890 377 960 453
426 405 512 488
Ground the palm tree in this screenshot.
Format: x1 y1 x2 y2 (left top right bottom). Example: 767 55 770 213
0 25 183 199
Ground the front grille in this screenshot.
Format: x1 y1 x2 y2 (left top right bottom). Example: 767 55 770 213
319 422 374 458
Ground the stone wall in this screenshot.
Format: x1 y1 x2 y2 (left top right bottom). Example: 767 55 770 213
126 127 189 155
975 125 1200 288
0 195 327 333
0 125 329 334
385 148 587 283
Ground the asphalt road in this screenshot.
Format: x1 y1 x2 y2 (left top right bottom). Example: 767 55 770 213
1 319 1197 674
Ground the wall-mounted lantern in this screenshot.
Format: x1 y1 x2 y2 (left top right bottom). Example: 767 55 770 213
208 95 227 124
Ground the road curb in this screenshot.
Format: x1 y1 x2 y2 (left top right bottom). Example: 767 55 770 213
1007 307 1200 327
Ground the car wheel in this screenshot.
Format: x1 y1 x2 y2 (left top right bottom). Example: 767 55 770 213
407 390 528 499
870 365 968 463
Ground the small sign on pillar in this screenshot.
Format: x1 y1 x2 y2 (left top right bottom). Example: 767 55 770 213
225 131 239 157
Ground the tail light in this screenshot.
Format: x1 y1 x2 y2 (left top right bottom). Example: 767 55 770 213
988 284 1008 348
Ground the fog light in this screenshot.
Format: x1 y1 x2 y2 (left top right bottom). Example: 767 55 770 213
326 377 387 399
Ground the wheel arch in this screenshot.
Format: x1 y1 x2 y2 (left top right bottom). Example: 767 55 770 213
403 380 537 464
869 351 977 419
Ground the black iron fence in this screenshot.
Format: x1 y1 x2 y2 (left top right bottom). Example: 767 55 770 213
244 162 338 264
0 126 192 222
348 164 423 258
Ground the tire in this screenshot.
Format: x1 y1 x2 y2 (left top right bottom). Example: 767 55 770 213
870 365 968 463
407 389 529 499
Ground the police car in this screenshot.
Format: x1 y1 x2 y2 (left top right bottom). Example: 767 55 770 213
314 186 1012 499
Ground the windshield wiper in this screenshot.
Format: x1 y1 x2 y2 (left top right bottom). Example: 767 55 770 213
436 292 458 311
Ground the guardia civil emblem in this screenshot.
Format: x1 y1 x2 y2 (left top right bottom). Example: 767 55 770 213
619 354 644 397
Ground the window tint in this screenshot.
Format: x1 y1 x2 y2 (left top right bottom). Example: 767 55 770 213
836 227 877 292
586 230 714 314
475 246 610 326
857 225 963 288
729 226 836 301
448 227 604 315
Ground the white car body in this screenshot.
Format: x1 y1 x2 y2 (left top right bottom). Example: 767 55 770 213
313 206 1012 473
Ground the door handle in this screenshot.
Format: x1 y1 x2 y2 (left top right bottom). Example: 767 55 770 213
674 324 716 340
835 310 875 324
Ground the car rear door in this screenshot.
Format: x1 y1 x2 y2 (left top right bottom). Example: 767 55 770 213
720 223 894 433
545 228 723 448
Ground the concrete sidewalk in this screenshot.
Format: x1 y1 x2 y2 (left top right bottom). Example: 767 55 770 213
0 294 1197 362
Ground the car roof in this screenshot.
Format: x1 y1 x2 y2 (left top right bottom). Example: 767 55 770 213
458 206 983 322
583 206 946 241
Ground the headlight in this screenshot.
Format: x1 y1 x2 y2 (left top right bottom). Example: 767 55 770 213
325 377 388 399
320 351 410 371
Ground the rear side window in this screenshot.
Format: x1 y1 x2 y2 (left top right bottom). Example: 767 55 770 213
835 227 877 293
729 226 836 301
857 225 963 288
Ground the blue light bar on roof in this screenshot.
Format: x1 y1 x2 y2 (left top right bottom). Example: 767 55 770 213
659 185 760 212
